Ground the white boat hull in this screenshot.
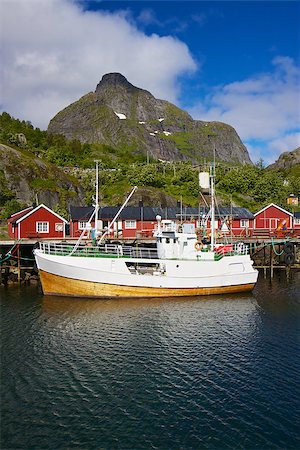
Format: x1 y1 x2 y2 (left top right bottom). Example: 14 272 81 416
34 250 258 298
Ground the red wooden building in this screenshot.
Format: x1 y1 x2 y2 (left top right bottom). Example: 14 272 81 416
69 205 255 239
9 203 298 241
69 206 159 239
8 204 68 239
254 203 293 234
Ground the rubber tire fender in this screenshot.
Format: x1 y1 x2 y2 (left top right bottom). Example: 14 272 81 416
284 253 295 265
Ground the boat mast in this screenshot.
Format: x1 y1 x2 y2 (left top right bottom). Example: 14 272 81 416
98 186 138 244
94 160 100 233
210 166 215 250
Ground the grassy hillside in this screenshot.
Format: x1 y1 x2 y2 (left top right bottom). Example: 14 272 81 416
1 112 299 219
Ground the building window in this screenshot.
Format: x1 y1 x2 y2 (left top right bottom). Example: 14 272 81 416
125 220 136 229
78 221 87 230
294 218 300 225
36 222 49 233
55 223 63 232
240 219 249 228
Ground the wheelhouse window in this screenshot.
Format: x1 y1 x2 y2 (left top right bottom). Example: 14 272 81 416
36 222 49 233
78 221 88 230
125 220 136 229
240 219 249 228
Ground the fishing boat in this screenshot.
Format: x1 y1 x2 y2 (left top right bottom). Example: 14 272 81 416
34 164 258 298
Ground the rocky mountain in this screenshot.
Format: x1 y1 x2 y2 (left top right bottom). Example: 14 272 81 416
48 73 251 164
0 143 86 210
268 147 300 170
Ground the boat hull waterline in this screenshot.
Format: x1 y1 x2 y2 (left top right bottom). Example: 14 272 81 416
40 270 255 298
35 251 258 298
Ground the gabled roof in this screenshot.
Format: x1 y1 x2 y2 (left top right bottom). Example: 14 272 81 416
9 207 34 224
69 205 254 220
15 204 68 224
101 206 159 220
69 206 94 221
215 207 255 219
254 203 293 217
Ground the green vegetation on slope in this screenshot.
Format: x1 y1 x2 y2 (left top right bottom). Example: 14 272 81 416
0 112 148 169
1 112 299 217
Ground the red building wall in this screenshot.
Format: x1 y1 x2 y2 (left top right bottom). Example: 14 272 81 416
197 218 255 238
9 207 65 239
70 217 257 239
225 218 255 237
255 205 292 230
70 218 156 239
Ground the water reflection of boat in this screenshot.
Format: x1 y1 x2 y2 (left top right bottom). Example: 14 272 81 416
34 164 258 299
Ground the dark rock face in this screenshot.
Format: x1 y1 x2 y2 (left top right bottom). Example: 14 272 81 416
96 73 139 93
48 73 252 164
0 144 86 209
268 147 300 170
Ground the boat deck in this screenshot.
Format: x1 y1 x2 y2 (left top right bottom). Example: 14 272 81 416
37 242 249 261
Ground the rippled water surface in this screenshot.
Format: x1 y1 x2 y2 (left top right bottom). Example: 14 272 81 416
1 272 300 449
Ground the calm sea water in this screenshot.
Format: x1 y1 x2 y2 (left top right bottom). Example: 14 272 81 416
1 272 300 450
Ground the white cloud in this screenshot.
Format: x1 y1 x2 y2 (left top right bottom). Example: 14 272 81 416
0 0 196 129
190 56 300 162
267 132 300 161
246 131 300 166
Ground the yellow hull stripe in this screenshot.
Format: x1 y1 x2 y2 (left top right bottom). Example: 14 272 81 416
39 270 255 298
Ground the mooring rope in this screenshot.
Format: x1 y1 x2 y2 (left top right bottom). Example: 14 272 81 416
10 255 35 261
270 237 285 256
0 239 33 265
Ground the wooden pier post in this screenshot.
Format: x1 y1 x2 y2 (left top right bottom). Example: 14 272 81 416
270 247 274 279
17 245 21 283
286 264 290 281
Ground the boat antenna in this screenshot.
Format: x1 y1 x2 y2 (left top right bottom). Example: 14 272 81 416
210 145 216 250
98 186 138 244
94 160 100 234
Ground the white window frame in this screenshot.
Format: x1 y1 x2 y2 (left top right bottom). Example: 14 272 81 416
294 218 300 225
36 221 49 233
240 219 249 228
55 223 63 232
125 220 136 229
78 221 88 230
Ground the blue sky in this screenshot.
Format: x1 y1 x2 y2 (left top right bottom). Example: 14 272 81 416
1 0 299 164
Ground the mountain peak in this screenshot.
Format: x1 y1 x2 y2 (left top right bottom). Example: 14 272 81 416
95 73 137 93
48 73 252 165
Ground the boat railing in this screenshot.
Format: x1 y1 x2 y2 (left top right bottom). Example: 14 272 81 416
38 242 158 259
214 242 249 259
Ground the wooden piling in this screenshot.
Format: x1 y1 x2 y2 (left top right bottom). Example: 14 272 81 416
17 245 21 283
270 247 274 279
286 265 290 281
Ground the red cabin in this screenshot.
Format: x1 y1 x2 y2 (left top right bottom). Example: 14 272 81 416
69 205 255 240
254 203 294 237
69 206 158 239
8 204 68 240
